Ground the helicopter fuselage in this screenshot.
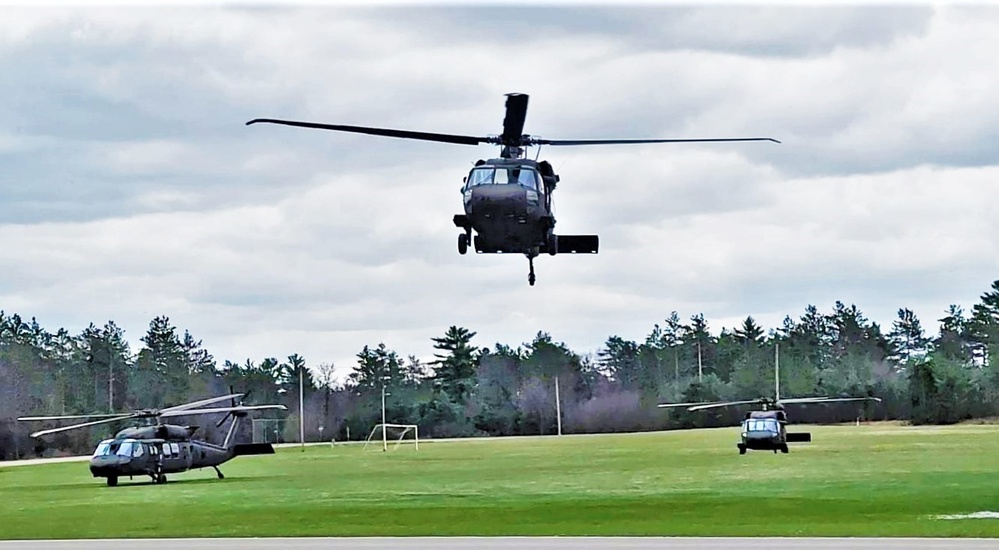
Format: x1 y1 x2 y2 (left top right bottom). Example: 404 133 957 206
737 410 810 454
87 422 274 486
452 158 598 285
457 158 552 255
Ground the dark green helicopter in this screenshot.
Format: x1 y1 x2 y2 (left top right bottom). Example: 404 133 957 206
659 348 880 454
18 393 285 486
247 93 779 285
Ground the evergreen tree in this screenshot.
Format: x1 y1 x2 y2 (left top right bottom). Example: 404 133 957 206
969 280 999 365
888 308 929 369
430 326 479 404
936 305 972 362
734 316 765 345
598 336 641 389
662 311 687 381
349 344 403 392
133 316 187 407
684 314 715 381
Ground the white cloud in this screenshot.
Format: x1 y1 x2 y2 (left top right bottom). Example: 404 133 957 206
1 5 997 379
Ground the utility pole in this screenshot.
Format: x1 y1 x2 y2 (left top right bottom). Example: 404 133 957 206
554 375 562 436
381 383 387 452
299 365 305 451
108 359 114 413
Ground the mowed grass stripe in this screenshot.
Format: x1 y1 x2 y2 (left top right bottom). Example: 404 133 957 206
1 424 998 538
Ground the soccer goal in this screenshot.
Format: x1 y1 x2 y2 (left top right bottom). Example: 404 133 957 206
362 423 419 451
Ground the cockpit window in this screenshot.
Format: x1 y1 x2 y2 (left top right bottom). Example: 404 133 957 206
93 441 111 457
116 441 135 457
744 419 779 433
513 169 539 190
466 167 540 190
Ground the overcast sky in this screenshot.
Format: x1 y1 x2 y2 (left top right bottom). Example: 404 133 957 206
1 4 997 378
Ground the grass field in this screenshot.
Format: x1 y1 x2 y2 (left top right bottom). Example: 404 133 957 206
2 423 999 539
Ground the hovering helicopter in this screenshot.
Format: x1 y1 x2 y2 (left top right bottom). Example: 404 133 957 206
658 347 880 454
246 93 779 285
17 392 286 486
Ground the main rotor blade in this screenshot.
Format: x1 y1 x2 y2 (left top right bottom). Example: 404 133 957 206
18 413 128 421
161 393 244 413
29 415 134 438
687 399 765 412
657 401 717 409
246 119 488 146
780 396 881 405
500 93 529 146
537 137 781 146
159 405 287 418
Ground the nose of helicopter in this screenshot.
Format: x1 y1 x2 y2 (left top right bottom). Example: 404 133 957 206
89 455 129 477
467 184 528 216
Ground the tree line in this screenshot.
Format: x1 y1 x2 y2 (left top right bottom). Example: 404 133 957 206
3 280 999 460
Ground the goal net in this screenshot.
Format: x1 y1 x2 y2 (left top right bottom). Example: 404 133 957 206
362 423 419 451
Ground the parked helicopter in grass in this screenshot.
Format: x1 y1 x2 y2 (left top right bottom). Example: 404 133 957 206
246 93 779 285
17 392 285 486
659 346 880 454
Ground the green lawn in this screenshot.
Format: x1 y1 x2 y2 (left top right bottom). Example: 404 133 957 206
2 423 999 538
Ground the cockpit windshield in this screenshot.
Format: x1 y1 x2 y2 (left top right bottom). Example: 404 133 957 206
466 167 540 190
116 441 135 457
93 440 112 457
743 419 779 433
92 439 142 458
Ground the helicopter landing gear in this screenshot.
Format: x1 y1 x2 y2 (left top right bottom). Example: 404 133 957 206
780 444 789 454
547 233 557 256
214 466 225 480
528 256 536 286
738 444 746 455
107 476 118 487
458 232 469 255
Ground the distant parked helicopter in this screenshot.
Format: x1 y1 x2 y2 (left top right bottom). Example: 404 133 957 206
18 393 286 486
659 348 880 454
247 93 779 285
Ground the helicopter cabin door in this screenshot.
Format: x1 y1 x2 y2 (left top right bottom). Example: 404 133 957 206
160 441 193 471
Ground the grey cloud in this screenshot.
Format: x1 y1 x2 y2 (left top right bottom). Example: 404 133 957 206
373 6 932 58
2 6 998 375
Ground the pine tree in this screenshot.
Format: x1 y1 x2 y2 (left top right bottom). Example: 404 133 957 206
889 308 929 369
431 326 479 404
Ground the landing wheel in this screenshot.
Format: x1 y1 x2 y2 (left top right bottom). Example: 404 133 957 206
107 476 118 487
528 256 536 286
738 445 746 455
214 466 225 480
156 473 167 484
780 444 789 454
547 233 557 256
458 233 469 255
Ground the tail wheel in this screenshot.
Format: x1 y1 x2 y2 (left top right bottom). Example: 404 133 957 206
458 233 469 255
